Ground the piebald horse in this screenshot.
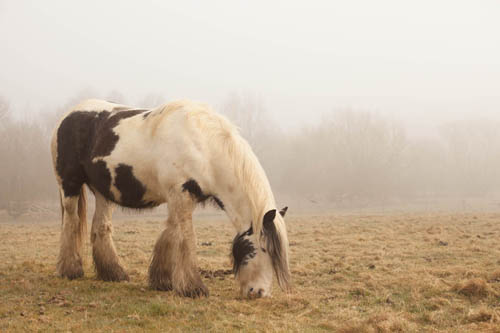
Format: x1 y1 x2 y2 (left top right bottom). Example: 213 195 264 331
51 99 290 298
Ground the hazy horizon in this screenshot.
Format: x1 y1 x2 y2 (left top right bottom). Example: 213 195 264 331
1 0 499 136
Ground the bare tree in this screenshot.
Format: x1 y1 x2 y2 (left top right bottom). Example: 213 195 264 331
276 110 408 205
106 90 127 104
0 96 8 123
138 93 167 108
440 119 500 195
220 92 272 152
3 89 500 215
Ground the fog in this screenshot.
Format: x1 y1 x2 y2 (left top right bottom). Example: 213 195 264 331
1 1 500 216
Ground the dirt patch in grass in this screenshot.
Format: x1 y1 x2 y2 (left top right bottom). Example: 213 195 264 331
466 307 497 324
489 270 500 283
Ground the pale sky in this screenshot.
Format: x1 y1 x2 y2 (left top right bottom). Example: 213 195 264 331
1 0 499 134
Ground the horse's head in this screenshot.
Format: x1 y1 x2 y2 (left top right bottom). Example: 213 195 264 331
232 207 290 298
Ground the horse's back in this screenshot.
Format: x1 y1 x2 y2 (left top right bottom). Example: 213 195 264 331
51 99 233 208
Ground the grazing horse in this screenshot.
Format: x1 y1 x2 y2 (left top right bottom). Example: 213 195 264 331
50 99 290 298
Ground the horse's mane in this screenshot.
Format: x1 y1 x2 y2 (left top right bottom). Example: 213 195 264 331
153 101 272 232
194 102 275 232
203 111 291 289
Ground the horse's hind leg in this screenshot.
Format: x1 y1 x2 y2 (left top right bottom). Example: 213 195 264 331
149 189 208 297
91 192 129 281
57 187 87 279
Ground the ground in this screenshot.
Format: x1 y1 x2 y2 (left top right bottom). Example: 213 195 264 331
0 212 499 332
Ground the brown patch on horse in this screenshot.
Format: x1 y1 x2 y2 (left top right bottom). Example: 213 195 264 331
114 163 159 209
56 111 100 197
91 109 146 158
231 226 256 275
182 179 224 210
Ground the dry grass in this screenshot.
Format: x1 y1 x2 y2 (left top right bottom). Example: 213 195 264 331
1 212 500 332
452 278 495 298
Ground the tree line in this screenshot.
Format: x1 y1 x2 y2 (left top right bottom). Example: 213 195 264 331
1 92 500 214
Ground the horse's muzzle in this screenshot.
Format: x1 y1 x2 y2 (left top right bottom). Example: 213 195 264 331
246 287 270 299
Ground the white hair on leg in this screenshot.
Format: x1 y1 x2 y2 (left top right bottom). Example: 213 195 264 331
57 191 86 279
149 188 208 297
91 192 128 281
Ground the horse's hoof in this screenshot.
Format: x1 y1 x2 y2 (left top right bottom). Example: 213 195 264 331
178 284 209 298
100 272 130 282
96 264 129 282
58 259 84 280
149 279 173 291
60 269 84 280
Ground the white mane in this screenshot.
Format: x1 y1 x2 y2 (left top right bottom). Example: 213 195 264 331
152 100 276 234
188 101 276 234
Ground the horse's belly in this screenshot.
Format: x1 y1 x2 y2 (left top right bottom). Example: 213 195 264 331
85 159 164 209
111 163 163 208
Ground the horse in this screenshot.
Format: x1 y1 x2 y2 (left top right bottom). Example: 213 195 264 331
50 99 291 298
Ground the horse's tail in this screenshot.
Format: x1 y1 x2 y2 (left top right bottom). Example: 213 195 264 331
77 186 88 250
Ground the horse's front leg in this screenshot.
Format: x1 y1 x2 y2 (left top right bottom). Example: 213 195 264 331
148 190 208 297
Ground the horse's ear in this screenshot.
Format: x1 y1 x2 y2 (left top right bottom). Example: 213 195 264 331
263 209 277 231
279 206 288 218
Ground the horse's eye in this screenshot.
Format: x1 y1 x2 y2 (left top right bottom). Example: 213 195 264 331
261 248 266 253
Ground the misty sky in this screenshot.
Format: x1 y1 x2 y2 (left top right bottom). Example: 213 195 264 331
1 0 499 135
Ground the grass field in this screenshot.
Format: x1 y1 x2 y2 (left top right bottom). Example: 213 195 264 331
0 212 499 332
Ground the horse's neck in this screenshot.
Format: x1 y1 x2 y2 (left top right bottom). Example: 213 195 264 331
214 161 275 233
221 189 254 233
185 110 275 232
